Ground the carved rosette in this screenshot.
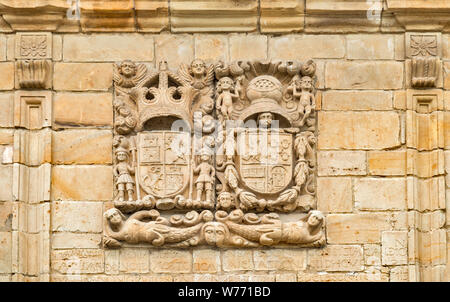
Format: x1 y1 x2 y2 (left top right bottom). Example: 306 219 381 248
105 59 324 249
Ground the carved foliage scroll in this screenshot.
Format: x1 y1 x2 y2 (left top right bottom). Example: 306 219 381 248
105 59 324 249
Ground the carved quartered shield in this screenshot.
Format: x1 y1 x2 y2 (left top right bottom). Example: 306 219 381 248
137 131 191 198
237 130 293 195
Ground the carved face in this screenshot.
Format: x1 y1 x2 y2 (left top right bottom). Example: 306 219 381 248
107 209 123 226
116 151 128 161
191 59 206 76
203 222 227 246
219 77 233 90
120 61 136 77
218 192 233 209
300 76 313 90
258 112 273 128
201 154 211 162
307 211 323 227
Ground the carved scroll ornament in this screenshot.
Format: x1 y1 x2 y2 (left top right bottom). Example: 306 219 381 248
106 58 324 249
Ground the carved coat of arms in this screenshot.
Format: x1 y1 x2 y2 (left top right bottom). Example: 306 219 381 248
103 58 324 249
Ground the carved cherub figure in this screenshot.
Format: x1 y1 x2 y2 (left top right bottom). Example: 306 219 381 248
113 138 136 202
178 59 215 108
216 77 239 121
113 60 147 95
194 151 215 207
292 76 315 126
113 98 137 135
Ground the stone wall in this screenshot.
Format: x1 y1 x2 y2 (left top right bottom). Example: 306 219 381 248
0 0 448 282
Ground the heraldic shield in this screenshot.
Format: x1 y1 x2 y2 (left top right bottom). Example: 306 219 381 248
137 131 191 198
238 129 293 195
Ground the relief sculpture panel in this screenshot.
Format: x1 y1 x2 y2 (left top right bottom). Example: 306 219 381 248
103 58 324 249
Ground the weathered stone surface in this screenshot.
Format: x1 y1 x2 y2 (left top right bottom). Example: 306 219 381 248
368 151 406 176
444 61 450 89
364 244 381 266
155 35 194 69
170 0 258 32
0 129 13 145
222 250 253 272
0 93 13 127
0 232 11 273
317 177 353 213
51 201 103 233
150 250 192 273
0 201 12 232
318 151 366 176
390 266 409 282
327 213 392 244
318 112 400 150
309 245 364 272
193 249 221 273
194 35 228 63
347 34 395 60
354 178 406 211
394 91 406 110
0 165 12 201
53 63 113 91
51 166 113 201
119 249 149 273
135 0 169 32
63 35 154 62
275 273 297 282
268 35 345 60
325 61 403 89
53 93 113 128
229 34 267 61
321 91 392 111
296 272 388 282
52 233 102 249
254 249 306 271
381 231 408 265
260 0 304 33
0 62 14 90
51 249 104 274
52 130 112 164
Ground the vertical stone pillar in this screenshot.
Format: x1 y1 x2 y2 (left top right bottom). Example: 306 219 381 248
405 32 447 281
11 32 53 282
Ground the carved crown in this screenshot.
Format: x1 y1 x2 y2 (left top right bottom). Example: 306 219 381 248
130 61 196 131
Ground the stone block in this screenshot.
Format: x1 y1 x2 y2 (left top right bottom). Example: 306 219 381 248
119 249 150 273
347 34 395 60
53 93 113 128
0 232 11 273
317 177 353 213
51 166 113 201
194 35 228 63
222 250 253 272
13 163 51 203
390 266 409 282
268 35 345 60
318 151 366 176
0 129 13 145
0 93 13 127
327 213 392 244
354 178 406 211
229 34 267 61
408 149 444 178
254 249 306 271
135 0 169 32
445 61 450 89
51 201 103 233
0 62 22 90
275 273 297 282
14 91 52 130
382 231 408 265
13 129 52 166
150 250 192 273
105 249 119 275
0 165 12 201
260 0 304 33
51 249 104 274
52 233 102 249
53 63 113 91
0 201 12 232
155 34 194 69
318 112 400 150
368 151 406 176
325 61 403 89
364 244 381 266
63 34 154 62
394 91 406 110
308 245 364 272
193 249 221 273
52 130 112 164
170 0 258 32
321 91 392 111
